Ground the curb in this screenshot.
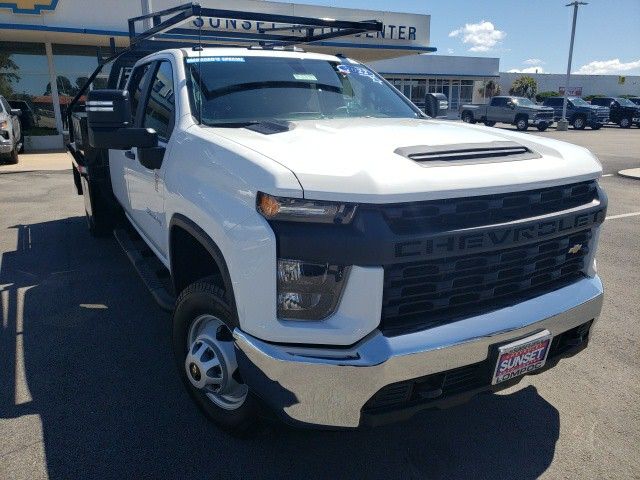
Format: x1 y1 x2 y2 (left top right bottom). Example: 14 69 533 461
618 168 640 180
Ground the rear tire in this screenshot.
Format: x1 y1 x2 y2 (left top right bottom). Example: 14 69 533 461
572 116 586 130
591 124 602 130
619 117 632 128
484 120 496 127
461 112 476 124
173 277 262 436
515 116 528 131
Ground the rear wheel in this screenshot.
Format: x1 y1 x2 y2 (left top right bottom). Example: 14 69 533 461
515 116 528 131
173 277 261 436
461 112 475 124
619 117 632 128
484 120 496 127
591 123 602 130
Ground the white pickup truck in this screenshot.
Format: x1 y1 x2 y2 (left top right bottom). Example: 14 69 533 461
68 7 606 435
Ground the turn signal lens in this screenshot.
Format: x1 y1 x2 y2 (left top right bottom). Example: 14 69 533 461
257 192 357 224
0 121 7 130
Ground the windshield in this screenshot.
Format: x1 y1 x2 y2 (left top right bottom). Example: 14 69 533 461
615 97 636 107
184 56 420 126
513 97 536 107
569 97 589 106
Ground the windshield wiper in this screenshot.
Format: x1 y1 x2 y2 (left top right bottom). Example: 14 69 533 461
208 119 293 135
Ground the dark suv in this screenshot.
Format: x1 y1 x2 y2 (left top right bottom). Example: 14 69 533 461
590 97 640 128
543 96 609 130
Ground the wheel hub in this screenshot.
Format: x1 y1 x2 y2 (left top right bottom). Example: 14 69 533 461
185 315 248 410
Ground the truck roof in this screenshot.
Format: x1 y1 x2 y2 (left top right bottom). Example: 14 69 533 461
176 46 342 62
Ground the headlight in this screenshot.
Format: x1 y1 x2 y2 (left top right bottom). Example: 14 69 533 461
257 192 357 224
277 259 348 320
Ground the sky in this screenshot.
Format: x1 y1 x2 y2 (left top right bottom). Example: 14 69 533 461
293 0 640 75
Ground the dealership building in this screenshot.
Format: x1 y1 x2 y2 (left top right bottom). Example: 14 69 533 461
2 1 635 151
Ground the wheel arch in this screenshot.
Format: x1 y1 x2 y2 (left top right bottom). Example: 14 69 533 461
169 213 238 324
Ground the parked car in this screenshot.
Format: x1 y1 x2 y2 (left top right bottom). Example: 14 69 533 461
461 96 555 131
68 5 607 434
590 97 640 128
7 100 35 153
542 96 609 130
0 95 22 164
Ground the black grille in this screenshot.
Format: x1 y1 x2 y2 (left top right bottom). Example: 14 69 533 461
380 181 598 235
363 320 594 412
382 229 591 335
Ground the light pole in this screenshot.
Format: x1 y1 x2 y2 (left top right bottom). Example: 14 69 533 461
558 1 587 131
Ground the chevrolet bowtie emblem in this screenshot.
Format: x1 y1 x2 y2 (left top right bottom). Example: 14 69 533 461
568 244 583 254
1 0 58 14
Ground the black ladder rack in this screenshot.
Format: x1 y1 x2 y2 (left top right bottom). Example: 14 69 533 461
67 2 383 143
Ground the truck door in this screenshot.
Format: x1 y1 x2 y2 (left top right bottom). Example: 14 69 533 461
490 97 510 122
109 63 153 216
125 60 176 260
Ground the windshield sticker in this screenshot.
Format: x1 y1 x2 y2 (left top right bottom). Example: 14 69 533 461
186 57 246 64
337 64 383 84
293 73 318 82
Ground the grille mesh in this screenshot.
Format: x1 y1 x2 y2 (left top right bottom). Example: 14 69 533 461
379 181 597 235
381 229 591 335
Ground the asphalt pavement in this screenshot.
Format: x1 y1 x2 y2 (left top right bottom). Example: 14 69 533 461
0 126 639 479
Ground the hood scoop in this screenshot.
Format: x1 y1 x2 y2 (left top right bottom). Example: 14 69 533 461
395 141 540 167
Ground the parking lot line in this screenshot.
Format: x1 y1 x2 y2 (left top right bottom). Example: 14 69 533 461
602 174 614 177
606 211 640 220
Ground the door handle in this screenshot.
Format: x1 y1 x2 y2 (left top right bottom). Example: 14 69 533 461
125 150 136 160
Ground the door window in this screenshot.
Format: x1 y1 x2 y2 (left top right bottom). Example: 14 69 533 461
143 61 175 141
127 63 153 124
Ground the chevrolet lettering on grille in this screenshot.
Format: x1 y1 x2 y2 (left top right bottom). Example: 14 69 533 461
395 208 606 259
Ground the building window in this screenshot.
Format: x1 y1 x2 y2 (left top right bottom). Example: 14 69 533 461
0 42 58 135
51 44 117 132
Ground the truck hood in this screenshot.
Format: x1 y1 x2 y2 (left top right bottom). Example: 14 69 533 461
208 117 602 203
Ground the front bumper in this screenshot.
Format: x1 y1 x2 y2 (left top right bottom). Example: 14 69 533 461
531 117 554 125
0 137 13 153
234 276 603 428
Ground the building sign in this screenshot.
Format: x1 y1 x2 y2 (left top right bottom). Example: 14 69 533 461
559 86 583 96
199 18 421 42
0 0 58 14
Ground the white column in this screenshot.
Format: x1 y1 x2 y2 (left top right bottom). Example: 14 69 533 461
45 42 65 135
141 0 153 30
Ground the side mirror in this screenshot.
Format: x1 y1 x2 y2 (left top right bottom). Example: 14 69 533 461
10 109 21 116
87 89 158 150
507 102 515 109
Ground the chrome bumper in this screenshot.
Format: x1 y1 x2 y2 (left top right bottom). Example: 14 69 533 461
0 138 12 153
234 276 603 428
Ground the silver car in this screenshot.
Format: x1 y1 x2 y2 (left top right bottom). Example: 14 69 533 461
0 95 22 164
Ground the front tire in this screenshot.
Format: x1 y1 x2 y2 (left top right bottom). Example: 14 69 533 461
515 116 528 131
591 123 602 130
572 116 587 130
7 143 19 164
484 120 496 127
619 117 632 128
536 123 549 132
173 277 261 436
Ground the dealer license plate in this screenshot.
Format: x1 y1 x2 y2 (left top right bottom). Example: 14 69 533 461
492 330 552 385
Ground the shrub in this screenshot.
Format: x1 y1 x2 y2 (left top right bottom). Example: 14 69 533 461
535 91 560 103
509 75 538 99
